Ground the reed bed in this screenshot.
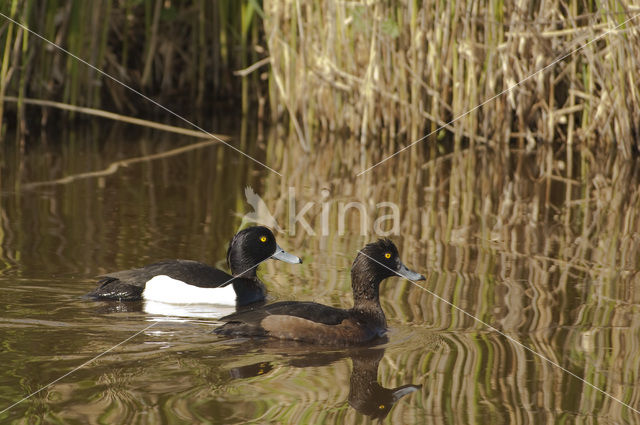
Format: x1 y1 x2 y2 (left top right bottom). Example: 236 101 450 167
264 0 640 157
0 0 265 131
2 1 638 157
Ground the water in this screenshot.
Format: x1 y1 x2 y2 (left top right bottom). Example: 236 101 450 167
1 121 640 424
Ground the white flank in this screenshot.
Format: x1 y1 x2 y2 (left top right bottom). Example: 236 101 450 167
142 275 237 305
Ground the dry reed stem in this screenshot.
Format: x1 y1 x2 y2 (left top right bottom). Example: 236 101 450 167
264 1 640 157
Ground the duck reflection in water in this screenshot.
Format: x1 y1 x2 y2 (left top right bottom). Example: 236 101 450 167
227 342 423 420
348 348 421 420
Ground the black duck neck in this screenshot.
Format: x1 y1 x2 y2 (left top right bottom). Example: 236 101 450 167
232 277 267 306
227 252 267 306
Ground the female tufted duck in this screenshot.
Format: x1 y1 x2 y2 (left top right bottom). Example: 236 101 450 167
214 239 425 345
86 226 301 306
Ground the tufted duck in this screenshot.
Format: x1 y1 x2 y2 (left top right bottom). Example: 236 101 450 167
86 226 301 306
214 239 425 345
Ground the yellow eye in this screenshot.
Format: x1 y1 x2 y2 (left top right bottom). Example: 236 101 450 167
260 236 267 242
384 252 391 259
378 404 385 410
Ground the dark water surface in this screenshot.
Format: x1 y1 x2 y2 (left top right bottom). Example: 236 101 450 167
1 122 640 424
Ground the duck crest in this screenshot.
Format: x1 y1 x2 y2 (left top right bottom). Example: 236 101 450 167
226 232 257 278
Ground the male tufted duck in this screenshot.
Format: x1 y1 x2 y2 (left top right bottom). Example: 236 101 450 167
214 239 425 345
86 226 301 306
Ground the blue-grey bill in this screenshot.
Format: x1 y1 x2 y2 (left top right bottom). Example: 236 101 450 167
397 262 425 281
392 385 421 402
272 244 303 264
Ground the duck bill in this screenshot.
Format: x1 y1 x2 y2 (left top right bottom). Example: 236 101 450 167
271 244 303 264
392 385 422 402
397 262 425 281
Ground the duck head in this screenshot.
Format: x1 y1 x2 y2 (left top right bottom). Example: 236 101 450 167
227 226 302 278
